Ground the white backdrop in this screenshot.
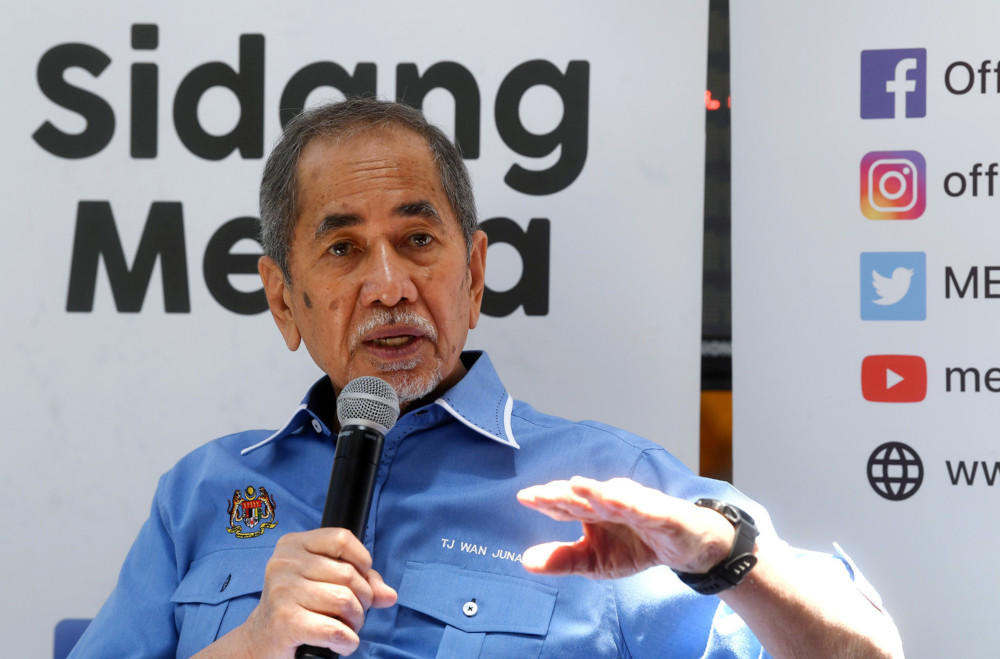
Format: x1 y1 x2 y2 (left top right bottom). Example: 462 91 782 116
1 3 710 655
732 2 998 656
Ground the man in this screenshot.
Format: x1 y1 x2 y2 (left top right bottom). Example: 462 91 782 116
70 99 903 658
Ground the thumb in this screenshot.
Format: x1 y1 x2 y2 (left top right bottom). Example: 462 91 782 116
522 539 591 575
367 569 398 609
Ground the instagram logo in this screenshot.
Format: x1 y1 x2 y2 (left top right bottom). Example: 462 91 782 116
860 150 926 220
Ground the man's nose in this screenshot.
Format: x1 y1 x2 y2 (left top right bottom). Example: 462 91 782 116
359 242 418 307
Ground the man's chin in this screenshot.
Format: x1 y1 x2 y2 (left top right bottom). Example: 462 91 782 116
366 363 442 405
384 372 441 405
343 355 445 405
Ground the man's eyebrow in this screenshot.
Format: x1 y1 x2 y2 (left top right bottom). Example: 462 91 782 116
395 200 442 224
314 213 362 238
313 202 441 240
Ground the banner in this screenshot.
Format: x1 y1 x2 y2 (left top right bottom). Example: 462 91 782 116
1 3 709 655
732 2 998 655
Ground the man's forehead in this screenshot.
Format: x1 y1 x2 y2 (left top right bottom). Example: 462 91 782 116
298 125 434 174
291 126 460 231
295 128 443 213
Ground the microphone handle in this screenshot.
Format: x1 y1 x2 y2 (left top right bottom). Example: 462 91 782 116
296 424 385 659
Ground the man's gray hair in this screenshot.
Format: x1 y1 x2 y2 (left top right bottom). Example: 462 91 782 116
259 97 479 279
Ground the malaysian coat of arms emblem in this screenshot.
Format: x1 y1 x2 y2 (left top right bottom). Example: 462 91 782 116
227 486 277 538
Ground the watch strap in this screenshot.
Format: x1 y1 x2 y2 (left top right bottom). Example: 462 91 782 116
675 498 759 595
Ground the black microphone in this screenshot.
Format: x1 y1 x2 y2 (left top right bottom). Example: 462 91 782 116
296 376 400 659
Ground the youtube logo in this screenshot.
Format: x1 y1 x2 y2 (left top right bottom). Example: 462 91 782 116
862 355 927 402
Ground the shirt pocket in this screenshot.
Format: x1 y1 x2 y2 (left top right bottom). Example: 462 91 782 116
170 547 273 658
395 561 557 659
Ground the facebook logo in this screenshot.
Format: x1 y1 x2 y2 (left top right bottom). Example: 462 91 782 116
861 48 927 119
860 252 926 321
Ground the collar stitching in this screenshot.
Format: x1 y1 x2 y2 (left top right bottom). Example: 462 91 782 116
435 398 519 449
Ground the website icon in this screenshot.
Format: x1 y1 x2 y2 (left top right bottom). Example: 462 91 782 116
861 48 927 119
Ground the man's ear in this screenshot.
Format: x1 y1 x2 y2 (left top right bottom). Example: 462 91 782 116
467 230 488 330
258 255 302 351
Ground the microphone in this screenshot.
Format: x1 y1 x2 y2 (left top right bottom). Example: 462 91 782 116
296 376 400 659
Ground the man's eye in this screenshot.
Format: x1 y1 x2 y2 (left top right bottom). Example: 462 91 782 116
409 234 433 248
329 242 353 257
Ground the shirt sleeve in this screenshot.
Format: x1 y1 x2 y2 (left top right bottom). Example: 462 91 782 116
608 449 768 657
68 473 180 658
615 448 882 659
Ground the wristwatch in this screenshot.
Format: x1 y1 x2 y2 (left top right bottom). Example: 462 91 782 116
675 498 759 595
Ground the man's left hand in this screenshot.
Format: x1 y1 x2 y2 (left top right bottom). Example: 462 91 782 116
517 476 739 579
518 476 906 658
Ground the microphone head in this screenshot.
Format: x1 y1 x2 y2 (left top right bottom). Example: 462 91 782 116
337 376 400 433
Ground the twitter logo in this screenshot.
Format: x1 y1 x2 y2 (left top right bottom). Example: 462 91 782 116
872 267 914 305
861 252 926 320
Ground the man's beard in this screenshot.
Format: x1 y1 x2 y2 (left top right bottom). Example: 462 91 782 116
378 360 443 404
349 308 443 404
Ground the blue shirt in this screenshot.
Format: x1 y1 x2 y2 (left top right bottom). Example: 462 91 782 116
70 351 861 658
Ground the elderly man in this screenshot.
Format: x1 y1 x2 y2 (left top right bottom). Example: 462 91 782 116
70 99 903 658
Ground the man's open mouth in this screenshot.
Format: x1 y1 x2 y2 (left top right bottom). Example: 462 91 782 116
353 309 438 355
369 335 418 347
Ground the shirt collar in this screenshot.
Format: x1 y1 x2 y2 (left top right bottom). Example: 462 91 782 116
433 351 518 449
242 350 517 455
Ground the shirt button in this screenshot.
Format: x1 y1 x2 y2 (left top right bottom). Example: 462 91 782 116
463 600 478 617
311 419 323 434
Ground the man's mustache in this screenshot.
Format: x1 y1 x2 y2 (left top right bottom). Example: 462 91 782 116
350 309 438 351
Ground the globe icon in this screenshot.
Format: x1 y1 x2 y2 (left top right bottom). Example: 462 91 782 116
868 442 923 501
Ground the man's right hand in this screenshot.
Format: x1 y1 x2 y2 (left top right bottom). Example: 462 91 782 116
194 528 398 658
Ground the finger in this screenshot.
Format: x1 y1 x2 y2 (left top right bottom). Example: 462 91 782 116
271 542 377 613
301 527 374 574
569 477 690 525
521 539 593 576
521 490 630 525
569 477 653 512
304 529 387 611
291 607 362 656
520 477 644 515
367 569 398 609
298 581 369 635
517 479 575 504
318 563 377 614
268 531 379 629
522 499 599 523
517 482 604 522
249 575 365 655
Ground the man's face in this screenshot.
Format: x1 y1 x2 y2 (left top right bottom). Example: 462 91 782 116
259 128 487 406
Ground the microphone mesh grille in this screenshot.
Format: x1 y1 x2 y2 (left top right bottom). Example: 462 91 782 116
336 376 400 431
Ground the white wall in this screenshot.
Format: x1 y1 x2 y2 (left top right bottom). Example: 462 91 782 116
732 2 996 655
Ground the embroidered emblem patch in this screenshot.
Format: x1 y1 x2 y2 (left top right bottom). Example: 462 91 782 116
226 486 277 538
